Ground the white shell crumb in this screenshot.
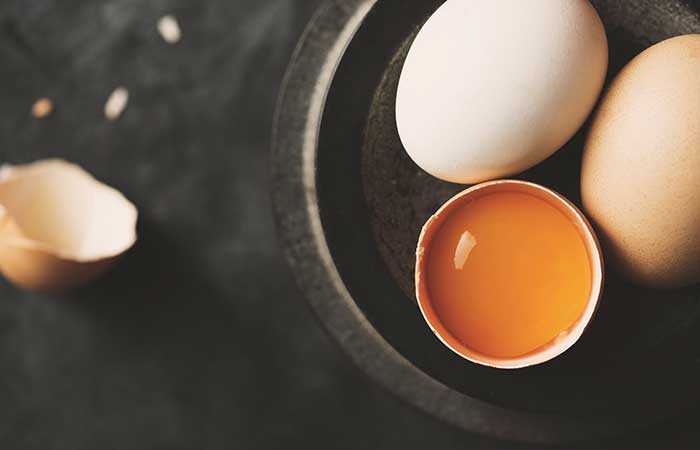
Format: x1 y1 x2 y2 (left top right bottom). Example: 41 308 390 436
31 98 53 118
104 87 129 121
158 15 181 44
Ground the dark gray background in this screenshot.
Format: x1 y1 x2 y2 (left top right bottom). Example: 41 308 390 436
0 0 695 448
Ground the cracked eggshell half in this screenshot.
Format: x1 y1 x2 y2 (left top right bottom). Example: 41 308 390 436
415 180 604 369
0 159 138 293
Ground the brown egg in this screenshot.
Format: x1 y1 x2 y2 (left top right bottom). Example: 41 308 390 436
582 34 700 289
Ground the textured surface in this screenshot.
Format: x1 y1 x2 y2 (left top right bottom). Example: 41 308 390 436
0 1 511 449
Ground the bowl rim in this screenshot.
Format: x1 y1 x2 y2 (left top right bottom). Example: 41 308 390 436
270 0 621 443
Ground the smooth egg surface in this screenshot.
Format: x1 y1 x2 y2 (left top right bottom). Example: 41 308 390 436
396 0 608 184
582 34 700 289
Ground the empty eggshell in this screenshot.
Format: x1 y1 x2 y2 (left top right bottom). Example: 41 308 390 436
0 159 138 292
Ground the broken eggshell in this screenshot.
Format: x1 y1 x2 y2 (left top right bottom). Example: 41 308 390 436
0 159 137 293
415 180 604 369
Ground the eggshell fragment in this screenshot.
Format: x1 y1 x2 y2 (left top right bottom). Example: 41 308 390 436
31 98 53 118
104 87 129 121
0 159 138 292
158 15 182 44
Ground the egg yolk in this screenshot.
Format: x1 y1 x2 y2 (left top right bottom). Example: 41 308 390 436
426 191 592 358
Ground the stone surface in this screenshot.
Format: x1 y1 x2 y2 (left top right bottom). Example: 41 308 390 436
0 0 699 449
0 0 494 448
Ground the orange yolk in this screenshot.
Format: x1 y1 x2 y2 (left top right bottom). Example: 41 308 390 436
426 191 592 358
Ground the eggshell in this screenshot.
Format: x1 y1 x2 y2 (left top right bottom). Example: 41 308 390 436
0 218 118 293
396 0 608 184
582 35 700 289
0 159 138 293
415 180 604 369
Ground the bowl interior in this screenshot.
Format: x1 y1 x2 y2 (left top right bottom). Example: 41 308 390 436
317 0 700 424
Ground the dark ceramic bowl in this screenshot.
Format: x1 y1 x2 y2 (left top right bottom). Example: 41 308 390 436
272 0 700 444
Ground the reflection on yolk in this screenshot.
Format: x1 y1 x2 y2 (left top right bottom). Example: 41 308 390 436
453 230 477 270
426 191 592 358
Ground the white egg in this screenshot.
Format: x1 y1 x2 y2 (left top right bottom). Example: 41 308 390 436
396 0 608 184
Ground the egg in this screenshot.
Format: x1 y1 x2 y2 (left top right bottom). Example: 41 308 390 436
0 159 138 293
582 35 700 289
396 0 608 184
415 181 603 368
